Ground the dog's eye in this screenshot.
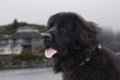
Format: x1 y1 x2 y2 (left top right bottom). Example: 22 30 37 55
62 26 74 32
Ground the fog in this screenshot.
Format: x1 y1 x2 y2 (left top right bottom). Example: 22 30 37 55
0 0 120 31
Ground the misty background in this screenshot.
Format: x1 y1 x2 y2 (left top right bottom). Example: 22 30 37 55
0 0 120 54
0 0 120 64
0 0 120 32
0 1 120 80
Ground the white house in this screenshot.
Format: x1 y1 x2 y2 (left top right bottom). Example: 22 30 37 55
0 44 23 55
0 26 42 54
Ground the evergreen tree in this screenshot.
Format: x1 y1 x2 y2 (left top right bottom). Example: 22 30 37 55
13 19 19 29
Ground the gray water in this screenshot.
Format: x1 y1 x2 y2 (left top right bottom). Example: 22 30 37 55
0 68 62 80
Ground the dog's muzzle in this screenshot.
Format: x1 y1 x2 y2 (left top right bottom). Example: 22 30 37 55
41 32 52 40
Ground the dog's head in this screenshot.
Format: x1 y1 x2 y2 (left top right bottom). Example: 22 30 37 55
41 12 100 59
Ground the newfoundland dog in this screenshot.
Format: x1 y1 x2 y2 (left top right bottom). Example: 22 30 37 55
41 12 120 80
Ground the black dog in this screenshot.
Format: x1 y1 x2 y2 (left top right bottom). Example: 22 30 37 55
41 12 120 80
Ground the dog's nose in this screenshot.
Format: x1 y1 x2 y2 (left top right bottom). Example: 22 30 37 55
41 32 52 40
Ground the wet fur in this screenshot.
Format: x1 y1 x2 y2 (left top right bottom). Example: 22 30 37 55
44 12 120 80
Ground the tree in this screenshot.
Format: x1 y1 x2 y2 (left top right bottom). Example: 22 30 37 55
13 19 19 29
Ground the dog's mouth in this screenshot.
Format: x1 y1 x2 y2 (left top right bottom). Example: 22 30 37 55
44 44 66 58
45 47 57 58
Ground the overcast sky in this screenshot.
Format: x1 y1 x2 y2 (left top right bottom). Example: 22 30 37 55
0 0 120 31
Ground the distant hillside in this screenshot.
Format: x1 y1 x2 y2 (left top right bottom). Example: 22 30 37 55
0 19 46 35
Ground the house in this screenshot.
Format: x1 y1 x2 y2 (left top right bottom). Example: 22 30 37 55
0 26 43 55
0 44 23 55
12 32 43 51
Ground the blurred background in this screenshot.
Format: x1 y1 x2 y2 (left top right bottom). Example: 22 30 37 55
0 0 120 80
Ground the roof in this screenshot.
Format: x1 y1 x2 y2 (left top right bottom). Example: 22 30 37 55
17 26 39 33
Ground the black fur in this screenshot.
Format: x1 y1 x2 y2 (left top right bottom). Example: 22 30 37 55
44 12 120 80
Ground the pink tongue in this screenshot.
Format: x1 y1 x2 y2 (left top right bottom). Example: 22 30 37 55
45 48 57 58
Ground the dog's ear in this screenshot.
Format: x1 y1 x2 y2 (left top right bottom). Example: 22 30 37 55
73 19 101 49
